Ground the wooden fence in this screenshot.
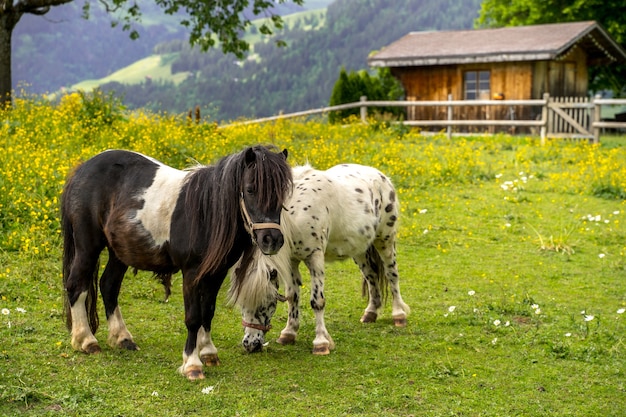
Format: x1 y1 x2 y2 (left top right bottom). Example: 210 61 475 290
220 93 626 143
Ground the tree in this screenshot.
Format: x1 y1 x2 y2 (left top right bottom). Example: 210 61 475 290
476 0 626 95
329 67 404 123
0 0 303 108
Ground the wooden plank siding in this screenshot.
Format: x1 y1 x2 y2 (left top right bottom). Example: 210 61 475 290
392 62 537 132
389 46 590 133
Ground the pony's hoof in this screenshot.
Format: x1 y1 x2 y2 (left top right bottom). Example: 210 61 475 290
393 316 407 327
312 344 330 355
276 334 296 345
84 343 102 354
119 339 139 351
200 354 220 367
184 366 205 381
360 311 378 323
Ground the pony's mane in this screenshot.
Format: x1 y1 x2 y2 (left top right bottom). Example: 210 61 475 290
291 163 315 178
183 145 292 281
229 168 300 309
229 236 293 309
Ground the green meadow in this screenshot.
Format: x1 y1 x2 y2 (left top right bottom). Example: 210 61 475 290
1 94 625 416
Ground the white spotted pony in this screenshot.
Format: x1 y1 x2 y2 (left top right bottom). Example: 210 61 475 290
230 163 410 355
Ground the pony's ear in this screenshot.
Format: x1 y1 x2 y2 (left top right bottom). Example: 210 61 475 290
281 149 288 160
244 147 257 166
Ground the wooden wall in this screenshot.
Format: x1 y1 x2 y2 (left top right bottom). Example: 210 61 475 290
533 46 588 97
390 45 589 131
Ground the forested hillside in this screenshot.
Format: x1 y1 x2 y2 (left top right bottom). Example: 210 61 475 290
16 0 482 120
13 2 187 93
13 0 327 94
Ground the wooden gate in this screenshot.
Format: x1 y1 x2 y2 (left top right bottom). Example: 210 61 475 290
547 97 593 139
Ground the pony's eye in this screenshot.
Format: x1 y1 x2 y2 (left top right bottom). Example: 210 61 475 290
245 186 256 195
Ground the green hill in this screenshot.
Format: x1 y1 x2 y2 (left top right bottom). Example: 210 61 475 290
14 0 330 94
64 8 328 93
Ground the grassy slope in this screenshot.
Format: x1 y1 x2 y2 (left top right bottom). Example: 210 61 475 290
67 8 328 93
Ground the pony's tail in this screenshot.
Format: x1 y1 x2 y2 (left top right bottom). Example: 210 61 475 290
61 201 99 334
361 246 389 303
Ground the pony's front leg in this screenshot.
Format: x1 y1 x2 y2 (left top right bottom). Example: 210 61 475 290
198 274 225 367
179 275 207 380
306 253 334 355
277 260 303 346
197 326 219 366
179 272 225 380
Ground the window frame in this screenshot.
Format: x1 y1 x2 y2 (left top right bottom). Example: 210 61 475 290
464 70 491 100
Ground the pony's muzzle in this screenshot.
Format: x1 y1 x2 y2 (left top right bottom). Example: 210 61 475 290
243 337 265 353
254 227 284 255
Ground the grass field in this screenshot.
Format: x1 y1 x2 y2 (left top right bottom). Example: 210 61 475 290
1 95 625 416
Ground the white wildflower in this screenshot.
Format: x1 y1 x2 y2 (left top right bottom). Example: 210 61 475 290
448 306 456 313
468 290 475 296
598 253 606 259
617 308 625 314
16 307 26 313
584 315 594 322
202 386 215 395
493 319 501 326
1 308 9 315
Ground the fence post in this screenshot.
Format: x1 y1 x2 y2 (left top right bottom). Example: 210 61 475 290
540 93 549 145
360 96 368 123
592 94 601 144
447 94 453 140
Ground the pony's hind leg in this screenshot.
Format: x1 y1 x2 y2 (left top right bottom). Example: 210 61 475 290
305 253 334 355
353 249 384 324
65 247 103 354
374 242 410 327
276 260 303 346
99 249 137 350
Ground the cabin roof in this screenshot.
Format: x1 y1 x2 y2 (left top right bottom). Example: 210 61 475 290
368 21 626 68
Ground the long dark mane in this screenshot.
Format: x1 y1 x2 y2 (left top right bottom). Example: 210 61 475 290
183 145 292 281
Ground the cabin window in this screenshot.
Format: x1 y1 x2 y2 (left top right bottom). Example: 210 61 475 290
464 70 490 100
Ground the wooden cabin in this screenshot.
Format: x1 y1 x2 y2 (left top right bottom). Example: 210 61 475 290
368 21 626 129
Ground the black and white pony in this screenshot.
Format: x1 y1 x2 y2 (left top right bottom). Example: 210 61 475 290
61 146 292 380
230 163 410 355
